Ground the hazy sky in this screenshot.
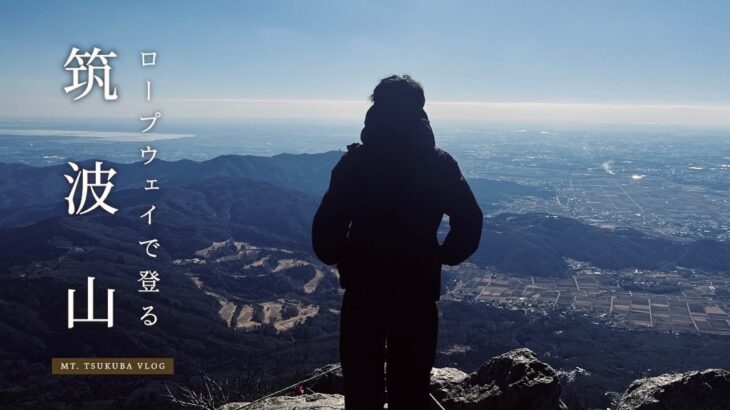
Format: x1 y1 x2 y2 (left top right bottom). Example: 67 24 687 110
2 0 730 125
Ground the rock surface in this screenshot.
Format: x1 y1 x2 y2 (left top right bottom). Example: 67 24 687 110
218 350 730 410
220 348 566 410
617 368 730 410
430 348 567 410
219 393 344 410
308 363 345 395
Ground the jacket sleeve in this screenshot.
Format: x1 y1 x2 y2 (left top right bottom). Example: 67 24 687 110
311 155 354 265
440 156 483 266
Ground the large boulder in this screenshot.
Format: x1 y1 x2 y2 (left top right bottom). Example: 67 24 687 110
430 367 469 394
430 348 567 410
617 369 730 410
429 367 499 410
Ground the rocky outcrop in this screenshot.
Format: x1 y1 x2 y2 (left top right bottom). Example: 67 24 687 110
219 393 344 410
220 348 565 410
430 348 567 410
617 369 730 410
428 366 496 409
218 354 730 410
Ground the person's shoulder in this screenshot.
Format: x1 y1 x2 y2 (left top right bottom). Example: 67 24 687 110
332 143 364 174
433 147 460 169
429 147 465 186
346 142 363 155
433 147 454 161
341 143 366 163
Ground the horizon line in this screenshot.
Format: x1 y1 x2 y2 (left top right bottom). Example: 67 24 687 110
4 98 730 127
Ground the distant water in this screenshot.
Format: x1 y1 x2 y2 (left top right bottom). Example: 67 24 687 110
0 117 728 168
0 117 537 164
0 118 360 164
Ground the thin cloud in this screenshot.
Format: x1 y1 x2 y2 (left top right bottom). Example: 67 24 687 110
0 129 194 141
4 97 730 127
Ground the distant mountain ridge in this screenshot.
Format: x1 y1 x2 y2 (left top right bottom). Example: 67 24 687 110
2 151 729 276
0 151 343 214
475 213 730 276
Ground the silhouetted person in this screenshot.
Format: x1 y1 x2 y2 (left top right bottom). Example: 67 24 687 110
312 75 483 409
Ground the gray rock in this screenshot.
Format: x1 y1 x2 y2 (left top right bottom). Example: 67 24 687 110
220 349 566 410
617 369 730 410
308 364 344 395
471 348 566 410
430 348 566 410
219 393 344 410
430 367 470 399
431 367 469 386
430 367 494 410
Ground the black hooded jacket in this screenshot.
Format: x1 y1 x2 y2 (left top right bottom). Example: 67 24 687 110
312 105 483 302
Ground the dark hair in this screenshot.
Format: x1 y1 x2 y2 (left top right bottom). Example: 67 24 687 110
370 74 425 110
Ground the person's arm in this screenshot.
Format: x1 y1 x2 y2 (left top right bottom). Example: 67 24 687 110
312 155 354 265
440 156 483 265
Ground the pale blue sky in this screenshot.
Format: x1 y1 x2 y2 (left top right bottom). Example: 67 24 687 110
2 1 730 123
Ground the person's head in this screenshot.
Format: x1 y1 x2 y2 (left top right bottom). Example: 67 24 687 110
370 75 425 113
